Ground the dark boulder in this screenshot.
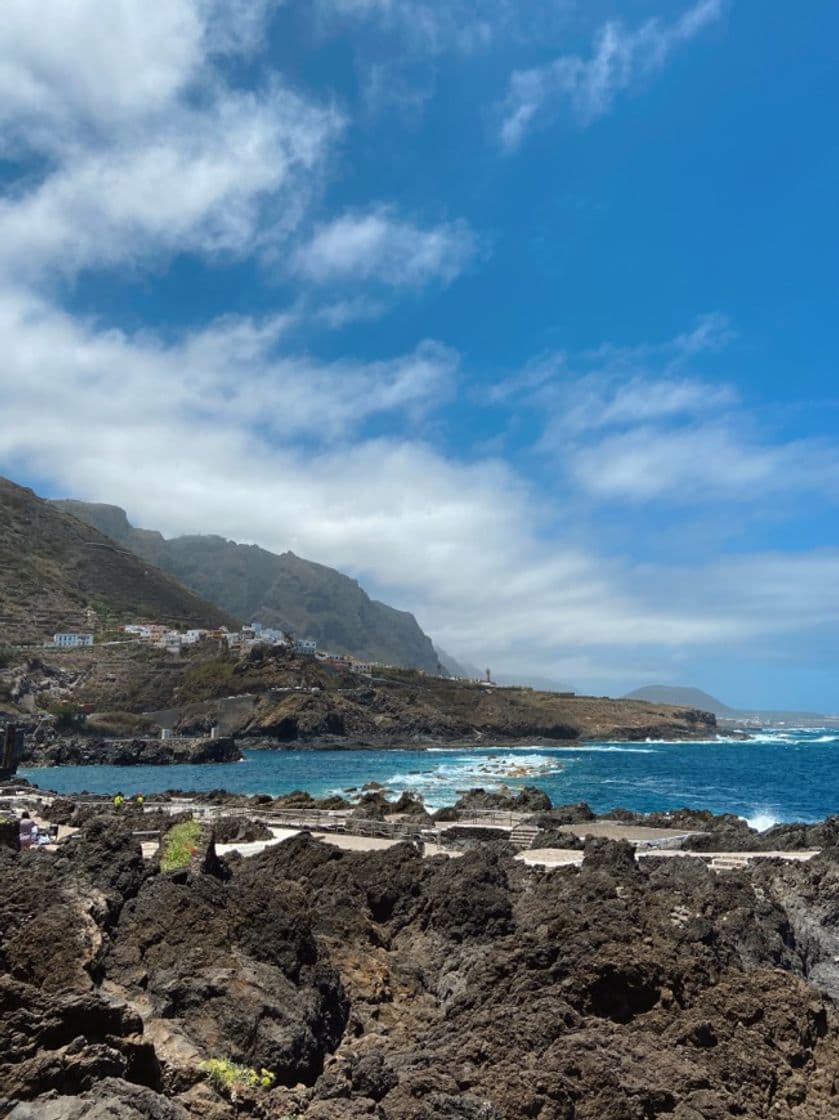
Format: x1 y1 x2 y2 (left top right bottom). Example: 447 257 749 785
389 791 432 820
0 813 19 852
452 785 552 813
529 801 596 826
5 1078 190 1118
212 815 272 844
351 791 392 820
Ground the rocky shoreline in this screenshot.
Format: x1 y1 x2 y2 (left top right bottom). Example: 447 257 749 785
21 734 241 767
14 722 721 770
3 783 839 1117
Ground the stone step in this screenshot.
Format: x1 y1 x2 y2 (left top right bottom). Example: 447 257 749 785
509 825 540 850
710 855 752 870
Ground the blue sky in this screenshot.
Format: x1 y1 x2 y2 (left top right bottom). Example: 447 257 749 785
1 0 837 709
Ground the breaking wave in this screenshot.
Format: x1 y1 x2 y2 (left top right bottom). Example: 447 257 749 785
377 752 563 810
743 811 779 832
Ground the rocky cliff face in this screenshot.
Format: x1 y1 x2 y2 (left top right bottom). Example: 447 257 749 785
3 812 839 1118
52 499 442 672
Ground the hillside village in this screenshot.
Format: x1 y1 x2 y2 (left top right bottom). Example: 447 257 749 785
47 621 405 682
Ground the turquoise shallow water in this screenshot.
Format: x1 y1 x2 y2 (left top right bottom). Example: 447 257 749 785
19 727 839 825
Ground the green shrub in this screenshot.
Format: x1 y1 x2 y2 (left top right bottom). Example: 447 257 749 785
200 1058 275 1096
160 820 202 871
85 710 156 736
47 700 85 731
179 656 237 700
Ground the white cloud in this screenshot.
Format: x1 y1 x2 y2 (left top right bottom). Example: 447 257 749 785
0 0 283 151
0 89 340 281
491 317 839 506
0 289 455 446
293 207 477 288
0 0 339 281
568 423 835 502
500 0 722 150
0 0 206 146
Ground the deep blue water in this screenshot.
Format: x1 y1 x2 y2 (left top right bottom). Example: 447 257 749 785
18 727 839 826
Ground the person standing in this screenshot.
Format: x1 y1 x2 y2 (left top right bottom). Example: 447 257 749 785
19 812 35 850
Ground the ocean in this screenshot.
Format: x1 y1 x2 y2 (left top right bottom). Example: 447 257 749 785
18 726 839 827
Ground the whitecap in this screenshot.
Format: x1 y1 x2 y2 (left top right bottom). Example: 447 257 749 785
743 811 779 832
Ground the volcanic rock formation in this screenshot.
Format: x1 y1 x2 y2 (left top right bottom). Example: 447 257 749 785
4 810 839 1116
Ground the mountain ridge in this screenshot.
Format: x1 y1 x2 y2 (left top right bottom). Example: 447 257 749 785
625 684 832 726
52 498 443 672
624 685 734 716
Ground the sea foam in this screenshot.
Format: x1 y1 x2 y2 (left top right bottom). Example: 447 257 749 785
744 811 779 832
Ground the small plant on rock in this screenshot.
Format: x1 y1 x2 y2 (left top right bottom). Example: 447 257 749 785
200 1058 276 1098
159 819 202 871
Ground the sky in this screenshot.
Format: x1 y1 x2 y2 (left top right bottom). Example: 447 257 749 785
1 0 838 710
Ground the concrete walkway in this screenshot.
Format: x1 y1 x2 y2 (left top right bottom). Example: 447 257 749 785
214 827 300 859
517 847 821 872
213 827 461 860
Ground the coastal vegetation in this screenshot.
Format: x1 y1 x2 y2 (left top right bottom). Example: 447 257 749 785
159 819 202 870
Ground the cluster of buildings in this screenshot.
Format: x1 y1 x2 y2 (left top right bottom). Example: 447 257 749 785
117 621 376 676
47 622 400 681
121 621 287 654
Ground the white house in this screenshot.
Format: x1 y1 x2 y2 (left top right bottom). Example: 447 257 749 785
294 638 317 655
260 626 286 644
52 633 94 648
241 623 285 646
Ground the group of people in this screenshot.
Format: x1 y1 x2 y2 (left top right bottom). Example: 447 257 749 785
18 811 55 850
112 792 145 809
17 791 146 851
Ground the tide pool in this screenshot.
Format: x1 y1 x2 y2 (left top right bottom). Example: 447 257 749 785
18 727 839 826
